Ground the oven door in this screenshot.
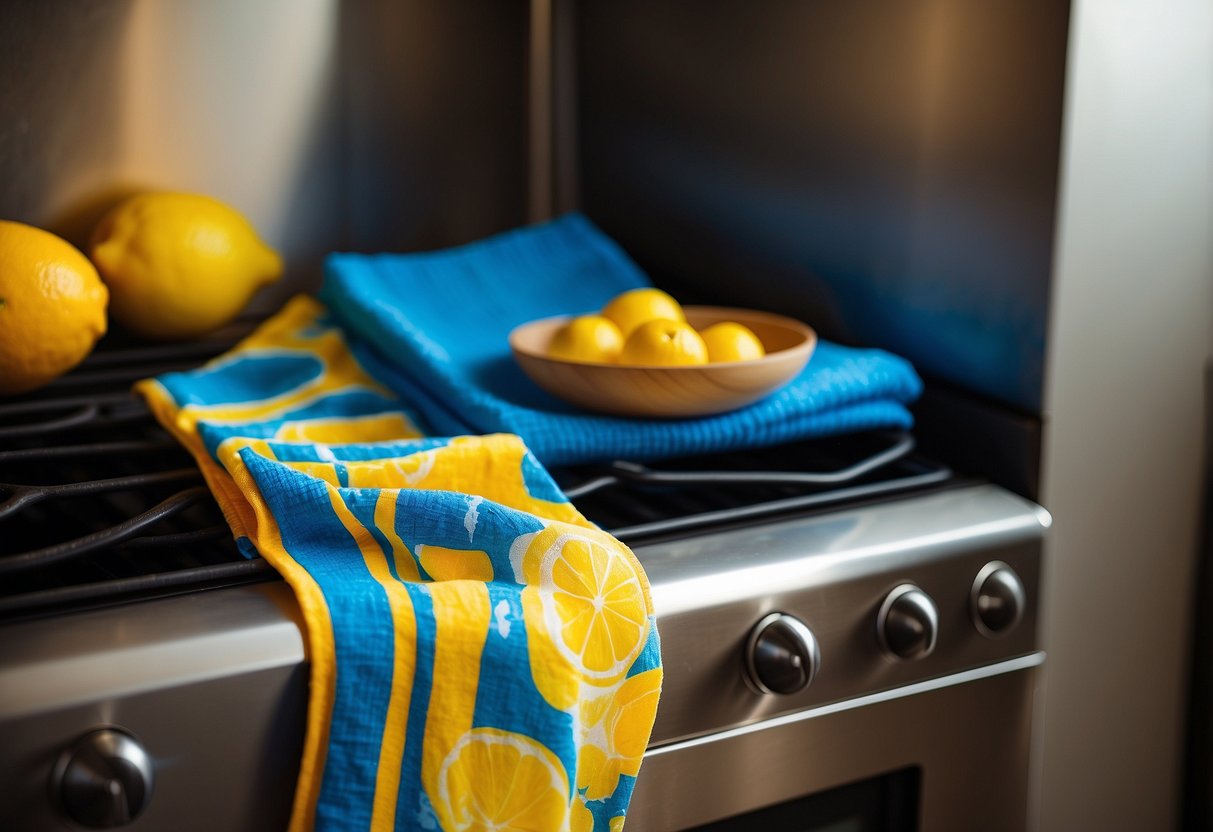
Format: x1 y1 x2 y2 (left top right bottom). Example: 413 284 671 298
688 766 921 831
629 658 1041 831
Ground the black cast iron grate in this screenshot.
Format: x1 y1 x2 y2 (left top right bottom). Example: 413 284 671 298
0 329 950 619
0 326 274 618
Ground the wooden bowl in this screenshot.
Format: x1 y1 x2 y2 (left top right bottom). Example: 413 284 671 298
509 306 817 417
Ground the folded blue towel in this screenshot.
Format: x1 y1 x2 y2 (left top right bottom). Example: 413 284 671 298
320 213 922 466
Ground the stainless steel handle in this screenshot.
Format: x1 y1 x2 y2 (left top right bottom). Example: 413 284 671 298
745 612 821 695
877 584 939 660
55 728 154 828
971 561 1027 637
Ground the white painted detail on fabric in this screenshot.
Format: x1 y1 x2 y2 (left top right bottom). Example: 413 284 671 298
464 495 483 543
494 600 512 639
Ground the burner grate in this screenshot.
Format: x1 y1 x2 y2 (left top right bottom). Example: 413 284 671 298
0 325 952 619
559 434 951 542
0 327 259 618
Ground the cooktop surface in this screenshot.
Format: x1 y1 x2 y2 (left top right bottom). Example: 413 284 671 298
0 332 950 620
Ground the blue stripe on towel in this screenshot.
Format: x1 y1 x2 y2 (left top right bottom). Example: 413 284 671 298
473 583 577 796
241 450 396 831
395 582 437 831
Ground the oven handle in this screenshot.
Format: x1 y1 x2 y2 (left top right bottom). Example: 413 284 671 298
645 651 1045 755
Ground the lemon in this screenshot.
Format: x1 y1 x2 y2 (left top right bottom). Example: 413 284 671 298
89 193 282 340
436 728 569 831
0 221 108 395
547 314 624 363
619 319 709 366
700 321 766 362
601 288 685 337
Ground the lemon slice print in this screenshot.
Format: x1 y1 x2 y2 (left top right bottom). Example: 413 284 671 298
577 668 662 800
535 532 648 681
436 728 569 831
512 527 652 710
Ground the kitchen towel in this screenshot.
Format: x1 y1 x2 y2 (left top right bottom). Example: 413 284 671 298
319 212 922 467
139 297 662 832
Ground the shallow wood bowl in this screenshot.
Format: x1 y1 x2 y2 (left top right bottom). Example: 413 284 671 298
509 306 817 418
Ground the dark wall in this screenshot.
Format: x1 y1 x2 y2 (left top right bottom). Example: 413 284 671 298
1185 364 1213 831
340 0 530 254
575 0 1070 416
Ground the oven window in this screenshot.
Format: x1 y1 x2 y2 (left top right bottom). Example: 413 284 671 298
687 767 921 832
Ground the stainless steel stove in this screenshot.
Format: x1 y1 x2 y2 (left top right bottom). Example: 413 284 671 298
0 337 1047 831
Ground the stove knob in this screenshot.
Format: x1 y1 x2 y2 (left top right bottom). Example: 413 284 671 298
745 612 820 695
971 561 1026 637
55 729 154 828
877 584 939 660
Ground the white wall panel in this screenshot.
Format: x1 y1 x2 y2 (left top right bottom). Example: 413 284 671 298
1039 2 1213 828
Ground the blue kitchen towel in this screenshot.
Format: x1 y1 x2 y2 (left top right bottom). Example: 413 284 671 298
320 213 922 466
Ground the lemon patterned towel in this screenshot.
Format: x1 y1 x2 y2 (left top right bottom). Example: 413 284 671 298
138 297 662 832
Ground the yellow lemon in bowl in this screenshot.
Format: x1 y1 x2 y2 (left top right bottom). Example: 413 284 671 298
601 288 685 337
700 321 766 362
0 220 109 395
547 314 624 363
89 192 282 340
619 319 709 366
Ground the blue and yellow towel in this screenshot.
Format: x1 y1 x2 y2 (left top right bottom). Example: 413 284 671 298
138 298 662 831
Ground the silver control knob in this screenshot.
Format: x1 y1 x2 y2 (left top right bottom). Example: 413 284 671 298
877 584 939 660
745 612 820 695
971 561 1026 637
55 729 154 828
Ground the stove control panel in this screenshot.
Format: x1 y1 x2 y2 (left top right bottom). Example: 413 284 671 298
638 484 1050 746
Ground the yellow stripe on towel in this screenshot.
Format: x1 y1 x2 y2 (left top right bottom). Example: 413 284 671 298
323 487 420 832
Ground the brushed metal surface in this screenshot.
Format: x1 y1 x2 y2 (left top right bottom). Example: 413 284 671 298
0 0 531 306
641 484 1048 613
0 0 344 306
0 583 307 832
637 484 1047 744
55 729 154 828
0 583 306 720
629 657 1041 830
0 486 1045 828
0 0 133 234
575 0 1070 414
339 0 529 254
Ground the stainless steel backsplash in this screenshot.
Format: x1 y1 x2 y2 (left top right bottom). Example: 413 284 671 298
0 0 529 311
574 0 1070 414
2 0 1066 418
